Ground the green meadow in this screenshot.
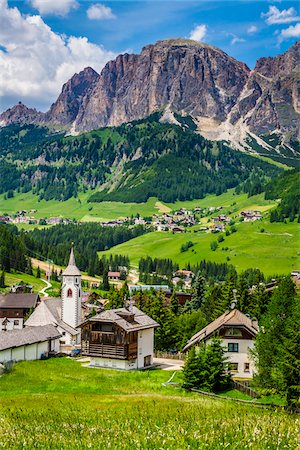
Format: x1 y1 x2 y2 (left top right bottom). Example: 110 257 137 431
0 270 60 296
99 220 300 276
0 359 298 449
0 190 276 222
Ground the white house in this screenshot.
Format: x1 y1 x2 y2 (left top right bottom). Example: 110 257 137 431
25 245 81 350
0 325 61 363
79 306 159 370
0 293 40 331
183 309 258 379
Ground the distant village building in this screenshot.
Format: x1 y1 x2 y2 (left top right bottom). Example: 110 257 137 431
0 325 61 363
79 306 159 370
239 210 262 222
128 285 169 295
25 245 81 350
183 309 258 378
10 283 33 294
0 293 40 331
108 271 121 281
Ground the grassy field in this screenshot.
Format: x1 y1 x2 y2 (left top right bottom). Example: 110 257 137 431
99 220 300 276
0 190 276 223
0 270 57 295
0 359 298 449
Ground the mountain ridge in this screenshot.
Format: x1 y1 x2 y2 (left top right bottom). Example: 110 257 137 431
0 38 299 152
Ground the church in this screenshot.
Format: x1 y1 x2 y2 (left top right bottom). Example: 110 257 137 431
25 245 82 350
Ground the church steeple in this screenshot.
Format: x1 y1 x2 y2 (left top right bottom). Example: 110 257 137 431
62 243 81 277
61 244 82 330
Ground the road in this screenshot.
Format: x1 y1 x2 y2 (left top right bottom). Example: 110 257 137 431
153 358 184 371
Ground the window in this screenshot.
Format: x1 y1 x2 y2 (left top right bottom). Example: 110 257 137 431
244 363 250 372
228 343 239 352
67 288 72 298
229 363 238 371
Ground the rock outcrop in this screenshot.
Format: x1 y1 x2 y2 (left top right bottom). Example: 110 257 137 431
0 38 299 145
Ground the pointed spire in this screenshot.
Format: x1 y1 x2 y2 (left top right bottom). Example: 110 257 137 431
68 242 76 266
62 243 81 277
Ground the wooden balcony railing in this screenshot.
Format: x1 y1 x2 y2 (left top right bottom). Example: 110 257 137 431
82 341 138 360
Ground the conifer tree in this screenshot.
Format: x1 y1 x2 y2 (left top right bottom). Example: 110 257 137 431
0 270 5 288
191 272 205 310
102 269 110 291
36 266 41 279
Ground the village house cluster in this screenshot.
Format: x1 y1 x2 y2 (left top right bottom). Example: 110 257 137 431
0 211 71 226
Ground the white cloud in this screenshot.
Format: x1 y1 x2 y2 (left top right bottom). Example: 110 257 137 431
87 3 115 20
0 0 116 111
262 6 300 25
247 25 258 34
279 22 300 40
30 0 79 17
230 36 245 45
189 24 207 42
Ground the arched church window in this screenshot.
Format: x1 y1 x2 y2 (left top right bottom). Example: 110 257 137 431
67 288 72 298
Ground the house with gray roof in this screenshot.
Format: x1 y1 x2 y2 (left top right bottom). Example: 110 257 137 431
0 324 61 363
183 309 259 379
79 306 159 370
0 293 40 331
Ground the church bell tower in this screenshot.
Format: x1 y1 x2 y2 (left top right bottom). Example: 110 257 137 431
61 244 82 329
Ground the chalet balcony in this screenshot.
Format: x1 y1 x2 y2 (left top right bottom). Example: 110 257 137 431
81 331 138 360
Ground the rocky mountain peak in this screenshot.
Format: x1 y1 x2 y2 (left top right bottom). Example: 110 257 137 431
0 102 42 126
45 66 99 125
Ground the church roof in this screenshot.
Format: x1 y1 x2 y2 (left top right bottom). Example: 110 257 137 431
62 246 81 277
25 297 79 336
0 324 61 351
78 306 159 332
183 309 259 352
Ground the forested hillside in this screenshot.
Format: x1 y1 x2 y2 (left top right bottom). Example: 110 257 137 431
265 169 300 222
24 223 148 272
0 224 29 273
0 115 282 203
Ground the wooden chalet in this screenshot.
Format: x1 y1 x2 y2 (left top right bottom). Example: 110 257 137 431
78 306 159 370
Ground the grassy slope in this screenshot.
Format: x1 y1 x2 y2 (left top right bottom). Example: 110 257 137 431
0 271 52 295
0 359 297 449
99 221 300 276
0 190 276 222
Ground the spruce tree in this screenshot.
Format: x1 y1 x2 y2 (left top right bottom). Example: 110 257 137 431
191 272 205 310
36 266 41 279
102 269 110 291
0 270 5 288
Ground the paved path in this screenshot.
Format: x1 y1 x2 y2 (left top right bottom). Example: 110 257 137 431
153 358 184 371
39 279 52 297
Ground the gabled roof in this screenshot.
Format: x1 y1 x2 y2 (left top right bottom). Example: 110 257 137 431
78 306 159 332
0 324 61 351
0 293 39 309
25 297 79 336
62 245 81 277
183 309 258 352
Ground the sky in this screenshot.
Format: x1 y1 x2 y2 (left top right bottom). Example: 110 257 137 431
0 0 299 112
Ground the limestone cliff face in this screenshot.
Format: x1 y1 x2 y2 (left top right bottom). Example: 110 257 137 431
0 39 299 145
230 40 300 139
44 67 99 125
0 102 43 126
74 39 250 131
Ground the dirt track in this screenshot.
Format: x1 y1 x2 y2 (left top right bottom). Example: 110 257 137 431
31 258 101 283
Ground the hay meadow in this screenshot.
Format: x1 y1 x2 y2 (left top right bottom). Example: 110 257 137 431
0 359 298 449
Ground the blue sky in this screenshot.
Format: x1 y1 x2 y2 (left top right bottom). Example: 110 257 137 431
0 0 299 111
